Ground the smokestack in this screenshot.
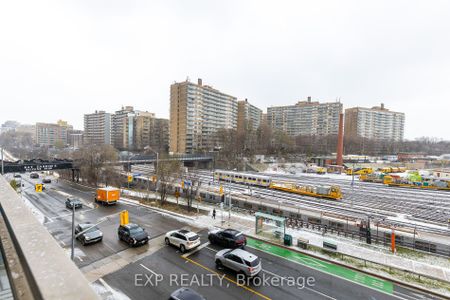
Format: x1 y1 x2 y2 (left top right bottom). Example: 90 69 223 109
336 113 344 166
307 96 312 102
198 78 202 86
381 103 385 110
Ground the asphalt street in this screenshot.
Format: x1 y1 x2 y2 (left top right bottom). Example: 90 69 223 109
13 173 444 300
18 174 189 268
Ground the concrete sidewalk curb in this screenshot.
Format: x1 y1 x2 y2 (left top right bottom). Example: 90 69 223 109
245 234 448 299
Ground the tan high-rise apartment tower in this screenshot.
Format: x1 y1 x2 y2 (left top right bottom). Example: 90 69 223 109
170 78 237 153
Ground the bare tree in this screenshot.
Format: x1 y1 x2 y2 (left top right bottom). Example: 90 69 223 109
73 144 119 187
182 172 202 212
156 155 182 206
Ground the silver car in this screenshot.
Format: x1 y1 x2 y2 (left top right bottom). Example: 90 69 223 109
215 248 262 277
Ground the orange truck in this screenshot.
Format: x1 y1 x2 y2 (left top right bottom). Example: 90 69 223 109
95 187 120 205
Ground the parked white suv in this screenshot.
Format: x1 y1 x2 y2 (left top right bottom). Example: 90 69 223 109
165 229 201 253
215 248 262 277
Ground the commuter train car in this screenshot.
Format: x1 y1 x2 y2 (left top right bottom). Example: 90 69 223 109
213 170 272 187
214 170 342 200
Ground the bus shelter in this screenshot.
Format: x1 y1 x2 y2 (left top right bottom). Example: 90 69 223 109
255 212 286 239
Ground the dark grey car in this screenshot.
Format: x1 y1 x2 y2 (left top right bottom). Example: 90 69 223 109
66 198 83 209
75 224 103 245
169 288 206 300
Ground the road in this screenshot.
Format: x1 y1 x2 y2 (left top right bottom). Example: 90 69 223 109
13 173 443 300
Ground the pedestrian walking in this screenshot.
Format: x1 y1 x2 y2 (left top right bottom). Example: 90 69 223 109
212 208 216 219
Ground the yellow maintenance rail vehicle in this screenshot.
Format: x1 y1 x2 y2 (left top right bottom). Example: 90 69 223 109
383 175 450 191
379 167 406 174
345 168 373 176
269 182 342 200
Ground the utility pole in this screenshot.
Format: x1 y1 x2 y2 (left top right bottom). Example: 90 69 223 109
228 177 231 220
71 204 75 261
351 161 355 187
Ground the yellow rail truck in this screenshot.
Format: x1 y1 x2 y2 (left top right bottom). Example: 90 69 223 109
383 176 450 191
269 183 342 200
345 168 373 176
95 187 120 205
379 167 406 174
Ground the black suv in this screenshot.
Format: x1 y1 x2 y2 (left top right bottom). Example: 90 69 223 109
42 178 51 184
208 228 246 248
30 173 39 179
75 224 103 245
66 198 83 209
118 223 149 247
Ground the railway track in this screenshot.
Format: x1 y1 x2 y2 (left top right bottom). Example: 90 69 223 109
131 166 450 235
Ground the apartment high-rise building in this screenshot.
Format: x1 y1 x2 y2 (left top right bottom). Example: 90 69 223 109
237 99 263 134
111 106 135 150
83 111 111 145
68 130 84 149
134 116 169 152
345 103 405 141
170 78 238 153
35 121 72 147
267 97 343 136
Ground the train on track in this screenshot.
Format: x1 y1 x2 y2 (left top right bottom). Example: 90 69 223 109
213 170 342 200
383 175 450 191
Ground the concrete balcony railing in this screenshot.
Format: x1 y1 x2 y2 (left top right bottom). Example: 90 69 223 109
0 176 99 300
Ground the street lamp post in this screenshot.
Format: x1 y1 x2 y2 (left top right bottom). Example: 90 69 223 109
71 204 75 261
228 177 231 220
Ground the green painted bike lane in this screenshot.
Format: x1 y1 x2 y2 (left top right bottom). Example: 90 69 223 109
246 238 394 295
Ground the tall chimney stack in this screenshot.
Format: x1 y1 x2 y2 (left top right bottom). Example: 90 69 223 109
198 78 202 86
336 113 344 166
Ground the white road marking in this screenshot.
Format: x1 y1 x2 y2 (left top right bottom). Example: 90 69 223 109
139 263 163 279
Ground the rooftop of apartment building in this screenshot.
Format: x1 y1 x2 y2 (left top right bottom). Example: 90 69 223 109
346 103 405 114
268 96 342 109
173 77 237 97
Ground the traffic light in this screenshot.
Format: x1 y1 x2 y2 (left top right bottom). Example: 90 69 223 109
181 181 184 189
127 175 133 183
35 184 43 192
219 185 224 195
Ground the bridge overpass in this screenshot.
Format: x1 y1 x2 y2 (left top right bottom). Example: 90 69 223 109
0 154 214 176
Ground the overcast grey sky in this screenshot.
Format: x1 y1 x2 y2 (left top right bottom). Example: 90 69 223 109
1 1 450 139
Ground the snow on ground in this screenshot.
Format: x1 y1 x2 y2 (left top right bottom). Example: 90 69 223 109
387 214 450 231
262 163 306 176
21 192 46 224
91 279 131 300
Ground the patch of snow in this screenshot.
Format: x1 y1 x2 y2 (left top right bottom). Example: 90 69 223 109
91 279 131 300
21 193 46 224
